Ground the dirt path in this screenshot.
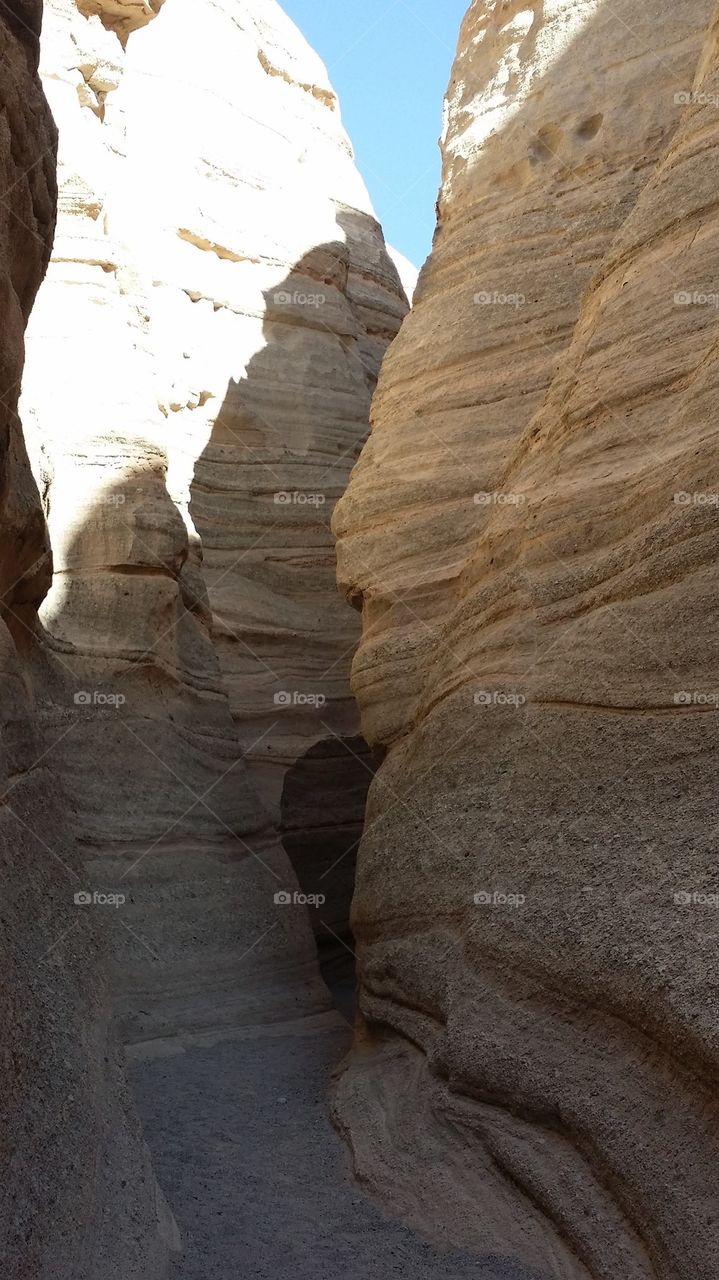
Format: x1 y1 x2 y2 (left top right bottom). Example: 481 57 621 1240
128 1006 551 1280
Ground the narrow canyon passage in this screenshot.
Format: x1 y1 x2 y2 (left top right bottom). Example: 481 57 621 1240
126 944 548 1280
4 0 719 1275
8 1 544 1273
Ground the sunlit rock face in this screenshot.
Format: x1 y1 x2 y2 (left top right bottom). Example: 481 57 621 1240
0 4 175 1277
112 0 407 825
21 0 404 1036
334 1 719 1276
387 246 419 303
75 0 165 41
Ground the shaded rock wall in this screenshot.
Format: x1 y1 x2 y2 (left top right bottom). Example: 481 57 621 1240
334 2 719 1277
21 0 405 1036
0 3 174 1275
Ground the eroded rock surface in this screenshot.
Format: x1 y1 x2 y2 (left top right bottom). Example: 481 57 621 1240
20 0 405 1039
0 3 174 1276
334 2 719 1277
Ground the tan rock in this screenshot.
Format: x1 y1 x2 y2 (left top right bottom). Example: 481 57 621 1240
334 2 719 1276
21 0 405 1030
0 3 174 1275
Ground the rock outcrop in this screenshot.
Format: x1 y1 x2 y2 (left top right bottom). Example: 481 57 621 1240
0 3 175 1276
16 0 719 1272
3 0 409 1269
334 2 719 1277
387 246 419 303
20 0 406 1034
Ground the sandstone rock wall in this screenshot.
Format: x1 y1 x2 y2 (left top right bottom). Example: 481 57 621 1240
21 0 405 1030
0 3 174 1275
334 2 719 1277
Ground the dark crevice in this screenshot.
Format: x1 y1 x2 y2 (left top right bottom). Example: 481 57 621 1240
280 733 380 1023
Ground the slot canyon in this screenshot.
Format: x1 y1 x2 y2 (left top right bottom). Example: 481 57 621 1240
1 1 718 1277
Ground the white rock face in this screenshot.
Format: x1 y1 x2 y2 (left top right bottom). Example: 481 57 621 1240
21 0 406 1032
387 246 419 302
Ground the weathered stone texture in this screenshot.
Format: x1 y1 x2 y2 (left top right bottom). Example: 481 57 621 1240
0 3 174 1275
334 3 719 1276
20 0 404 1038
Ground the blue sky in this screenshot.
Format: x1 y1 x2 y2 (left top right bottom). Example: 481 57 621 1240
281 0 468 269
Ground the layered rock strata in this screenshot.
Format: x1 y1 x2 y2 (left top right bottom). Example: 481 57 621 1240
0 3 175 1275
21 0 405 1032
334 2 719 1277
